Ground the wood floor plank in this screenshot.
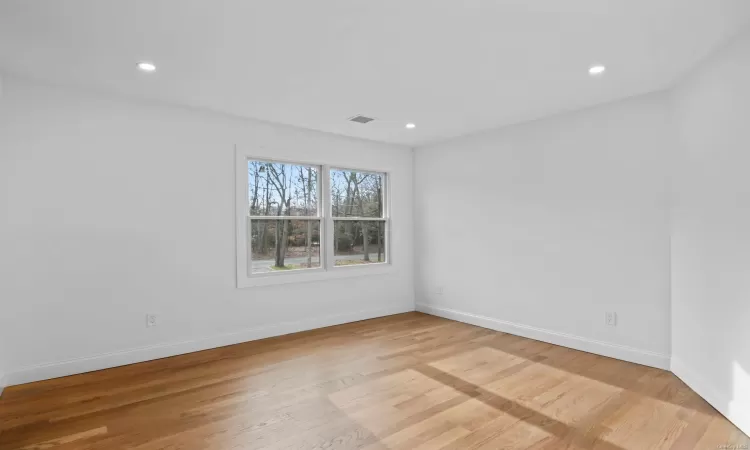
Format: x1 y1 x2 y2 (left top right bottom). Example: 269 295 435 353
0 312 747 450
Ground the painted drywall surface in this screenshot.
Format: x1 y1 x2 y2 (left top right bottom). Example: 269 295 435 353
414 92 673 361
0 347 4 393
670 28 750 435
0 334 5 389
0 76 414 380
0 356 5 395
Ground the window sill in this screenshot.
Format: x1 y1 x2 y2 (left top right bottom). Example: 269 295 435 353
237 263 394 288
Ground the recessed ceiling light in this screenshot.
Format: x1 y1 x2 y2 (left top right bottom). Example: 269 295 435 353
589 65 606 76
137 62 156 72
405 123 416 129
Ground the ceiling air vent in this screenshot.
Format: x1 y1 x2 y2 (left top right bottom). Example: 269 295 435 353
349 115 375 124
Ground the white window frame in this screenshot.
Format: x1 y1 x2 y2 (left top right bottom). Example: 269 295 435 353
236 149 392 288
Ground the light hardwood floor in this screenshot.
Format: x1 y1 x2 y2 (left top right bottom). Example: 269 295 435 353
0 312 747 450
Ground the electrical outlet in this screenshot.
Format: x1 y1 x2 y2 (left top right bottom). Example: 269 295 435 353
436 286 444 295
605 312 617 327
146 314 159 328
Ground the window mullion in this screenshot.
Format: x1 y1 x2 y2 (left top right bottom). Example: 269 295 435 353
329 217 385 221
248 216 322 220
322 164 334 271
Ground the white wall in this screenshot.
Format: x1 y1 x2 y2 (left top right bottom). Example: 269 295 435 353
414 93 674 369
0 351 5 395
670 28 750 435
0 76 414 385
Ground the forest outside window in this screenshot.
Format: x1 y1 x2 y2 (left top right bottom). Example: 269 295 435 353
331 169 387 267
246 160 321 275
236 154 390 286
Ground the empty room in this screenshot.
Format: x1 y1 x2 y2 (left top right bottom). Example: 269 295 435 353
1 1 749 449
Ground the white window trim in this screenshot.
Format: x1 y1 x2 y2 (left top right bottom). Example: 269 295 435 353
235 149 392 288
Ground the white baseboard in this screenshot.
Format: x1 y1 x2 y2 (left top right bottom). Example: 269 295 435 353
671 357 750 437
416 303 670 370
6 304 414 386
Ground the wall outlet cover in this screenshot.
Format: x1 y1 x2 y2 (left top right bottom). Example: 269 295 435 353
146 314 159 327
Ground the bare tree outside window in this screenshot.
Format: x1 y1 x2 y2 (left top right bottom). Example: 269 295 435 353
331 169 386 266
247 160 319 273
240 158 388 282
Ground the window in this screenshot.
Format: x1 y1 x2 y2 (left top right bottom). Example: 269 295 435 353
236 153 390 287
331 169 387 266
245 160 321 275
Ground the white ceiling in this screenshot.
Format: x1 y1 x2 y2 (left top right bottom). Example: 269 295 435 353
1 1 749 147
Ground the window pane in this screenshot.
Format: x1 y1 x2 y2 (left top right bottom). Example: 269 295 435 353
248 160 318 216
333 220 386 266
330 169 384 218
248 219 321 274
